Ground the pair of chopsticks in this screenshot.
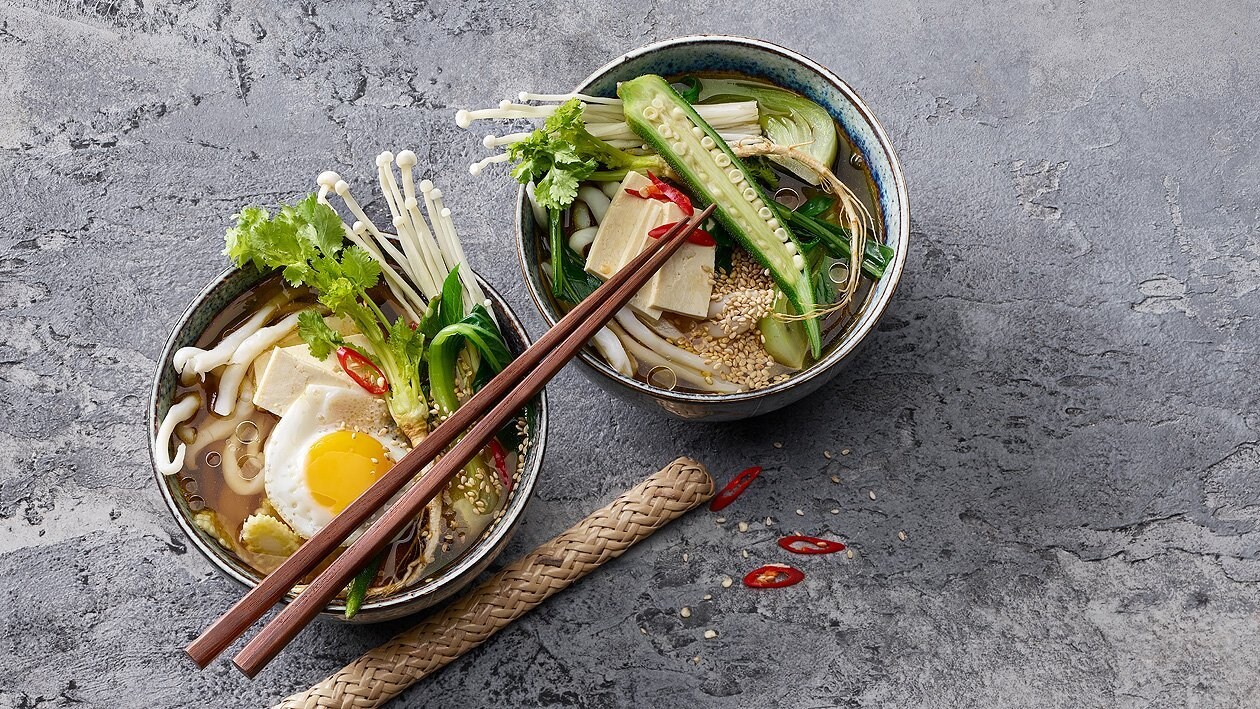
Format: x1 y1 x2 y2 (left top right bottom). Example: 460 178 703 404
186 203 717 677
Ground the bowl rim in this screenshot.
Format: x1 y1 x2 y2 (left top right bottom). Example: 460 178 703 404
148 265 548 616
514 34 910 406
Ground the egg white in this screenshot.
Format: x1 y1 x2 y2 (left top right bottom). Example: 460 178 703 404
263 383 409 544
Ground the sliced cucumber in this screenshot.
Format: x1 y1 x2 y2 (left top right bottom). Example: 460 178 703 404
619 75 821 355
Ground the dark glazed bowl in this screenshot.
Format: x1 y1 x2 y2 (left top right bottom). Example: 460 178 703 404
148 266 547 623
516 35 909 421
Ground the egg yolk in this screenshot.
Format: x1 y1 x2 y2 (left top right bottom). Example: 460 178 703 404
305 430 393 514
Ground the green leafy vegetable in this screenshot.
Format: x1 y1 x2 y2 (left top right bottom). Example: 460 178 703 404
428 305 513 413
797 195 835 218
225 194 429 439
547 208 602 303
508 99 664 210
677 77 702 104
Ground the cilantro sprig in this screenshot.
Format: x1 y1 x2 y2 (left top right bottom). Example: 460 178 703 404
225 194 430 439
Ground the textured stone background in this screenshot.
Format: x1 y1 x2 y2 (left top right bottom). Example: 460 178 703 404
2 1 1258 707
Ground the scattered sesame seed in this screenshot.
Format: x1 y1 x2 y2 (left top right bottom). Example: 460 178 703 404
842 448 851 455
846 549 855 559
898 531 907 541
692 655 701 664
640 627 647 635
721 576 733 588
682 553 689 562
737 521 749 533
715 516 726 524
795 509 805 516
703 629 718 639
869 490 877 500
830 508 840 514
703 594 712 600
764 517 773 526
773 441 783 449
831 475 841 484
823 450 833 459
680 607 691 618
741 549 749 558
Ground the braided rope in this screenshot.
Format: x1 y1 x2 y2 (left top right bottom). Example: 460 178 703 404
274 457 714 709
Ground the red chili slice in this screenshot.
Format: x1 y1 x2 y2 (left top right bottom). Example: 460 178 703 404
647 221 717 247
778 535 846 555
489 438 511 492
709 465 763 511
336 346 389 395
743 564 805 589
647 171 694 216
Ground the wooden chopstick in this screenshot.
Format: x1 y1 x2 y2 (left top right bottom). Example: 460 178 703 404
186 204 715 674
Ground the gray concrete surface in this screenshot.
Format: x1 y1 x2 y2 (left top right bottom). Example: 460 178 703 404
1 1 1258 707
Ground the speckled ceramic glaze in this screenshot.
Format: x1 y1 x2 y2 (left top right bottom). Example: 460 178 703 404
516 35 909 421
149 267 548 623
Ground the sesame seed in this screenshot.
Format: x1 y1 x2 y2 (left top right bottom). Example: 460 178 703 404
704 629 718 639
721 576 733 588
869 490 877 500
764 517 773 526
823 450 832 459
898 531 907 541
830 508 840 514
737 521 749 533
773 441 783 449
842 448 851 455
680 607 691 618
703 594 712 600
831 475 841 484
846 549 855 559
741 549 749 558
640 627 647 635
692 655 701 664
682 553 689 562
715 516 726 524
795 509 804 516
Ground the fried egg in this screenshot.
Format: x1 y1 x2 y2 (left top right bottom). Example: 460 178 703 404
263 384 409 543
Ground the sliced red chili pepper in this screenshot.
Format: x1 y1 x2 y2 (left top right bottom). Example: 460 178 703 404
743 564 805 589
709 465 763 511
647 171 694 216
336 346 389 395
488 438 511 492
647 221 717 247
778 535 846 555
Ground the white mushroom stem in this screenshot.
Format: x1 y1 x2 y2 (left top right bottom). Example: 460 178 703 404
174 305 275 375
483 132 532 148
517 91 622 105
155 393 201 476
591 326 633 377
607 321 742 394
568 226 599 256
377 152 442 296
469 153 510 176
576 186 611 223
229 311 304 366
424 183 494 324
613 309 732 378
395 150 456 299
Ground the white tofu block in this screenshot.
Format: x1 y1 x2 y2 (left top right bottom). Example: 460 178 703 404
253 333 372 416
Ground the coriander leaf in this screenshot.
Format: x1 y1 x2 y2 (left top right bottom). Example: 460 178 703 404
294 194 347 255
340 245 382 291
297 310 345 360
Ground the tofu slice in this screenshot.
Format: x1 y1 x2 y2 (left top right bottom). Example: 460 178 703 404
583 171 715 319
252 333 372 416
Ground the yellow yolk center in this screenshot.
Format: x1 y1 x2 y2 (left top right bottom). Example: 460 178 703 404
305 430 392 514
